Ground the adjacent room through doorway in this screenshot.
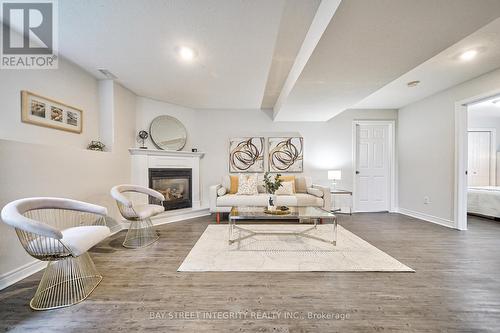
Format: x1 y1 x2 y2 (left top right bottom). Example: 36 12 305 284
466 95 500 221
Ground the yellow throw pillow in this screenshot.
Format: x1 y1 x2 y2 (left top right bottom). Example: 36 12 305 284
229 175 239 194
278 175 296 193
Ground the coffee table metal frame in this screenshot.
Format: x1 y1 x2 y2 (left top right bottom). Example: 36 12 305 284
228 206 337 246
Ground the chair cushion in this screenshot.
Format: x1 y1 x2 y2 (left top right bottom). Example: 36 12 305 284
61 226 110 256
133 204 164 219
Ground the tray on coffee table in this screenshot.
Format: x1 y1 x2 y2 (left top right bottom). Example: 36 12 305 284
228 206 337 246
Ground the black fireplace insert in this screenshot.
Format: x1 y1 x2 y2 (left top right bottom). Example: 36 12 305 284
148 168 192 211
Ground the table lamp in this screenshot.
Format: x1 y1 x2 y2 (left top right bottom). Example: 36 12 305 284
328 170 341 191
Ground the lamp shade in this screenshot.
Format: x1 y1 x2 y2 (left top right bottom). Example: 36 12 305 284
328 170 342 180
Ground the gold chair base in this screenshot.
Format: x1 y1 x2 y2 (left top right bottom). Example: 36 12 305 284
30 252 102 311
123 218 159 249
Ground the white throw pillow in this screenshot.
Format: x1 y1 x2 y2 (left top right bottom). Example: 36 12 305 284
237 174 259 195
217 187 227 196
256 174 266 193
221 175 231 191
275 181 294 195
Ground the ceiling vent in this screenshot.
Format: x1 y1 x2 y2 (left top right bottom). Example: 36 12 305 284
98 69 118 80
407 80 420 88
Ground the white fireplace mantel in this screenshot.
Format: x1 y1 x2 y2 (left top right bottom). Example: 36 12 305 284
129 148 204 210
128 148 205 158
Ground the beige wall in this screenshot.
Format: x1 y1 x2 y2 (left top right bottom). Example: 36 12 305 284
0 59 100 148
135 99 397 205
398 68 500 223
0 62 136 285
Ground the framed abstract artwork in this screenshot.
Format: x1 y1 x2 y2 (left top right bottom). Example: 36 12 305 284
268 137 304 172
229 137 265 172
21 90 83 134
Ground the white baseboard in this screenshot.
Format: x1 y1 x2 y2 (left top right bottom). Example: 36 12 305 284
0 260 46 291
396 207 455 229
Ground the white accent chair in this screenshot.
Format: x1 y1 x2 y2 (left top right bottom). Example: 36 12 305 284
110 184 165 248
0 197 110 310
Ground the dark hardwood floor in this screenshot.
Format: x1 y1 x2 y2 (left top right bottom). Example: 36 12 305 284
1 213 499 332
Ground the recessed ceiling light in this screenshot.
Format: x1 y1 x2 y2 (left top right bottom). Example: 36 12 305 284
178 46 196 61
407 80 420 87
459 49 478 61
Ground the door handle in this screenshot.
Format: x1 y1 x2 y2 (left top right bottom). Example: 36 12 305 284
355 171 360 174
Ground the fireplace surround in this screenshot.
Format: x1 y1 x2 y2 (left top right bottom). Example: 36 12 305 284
129 148 204 215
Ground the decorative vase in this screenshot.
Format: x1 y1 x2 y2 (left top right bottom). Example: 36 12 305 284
268 194 277 211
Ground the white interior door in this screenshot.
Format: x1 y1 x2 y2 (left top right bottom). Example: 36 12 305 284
468 131 492 186
354 123 391 212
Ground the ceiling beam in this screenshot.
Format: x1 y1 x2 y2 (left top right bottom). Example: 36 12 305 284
272 0 342 120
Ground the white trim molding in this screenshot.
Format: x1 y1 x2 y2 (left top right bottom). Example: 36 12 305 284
352 120 397 213
455 88 500 231
397 208 455 229
129 148 204 209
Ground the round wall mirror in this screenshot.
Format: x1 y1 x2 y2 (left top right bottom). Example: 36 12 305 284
149 115 187 151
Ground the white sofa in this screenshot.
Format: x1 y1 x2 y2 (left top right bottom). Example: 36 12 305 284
209 175 331 222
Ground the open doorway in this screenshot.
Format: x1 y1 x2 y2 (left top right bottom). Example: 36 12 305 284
455 92 500 230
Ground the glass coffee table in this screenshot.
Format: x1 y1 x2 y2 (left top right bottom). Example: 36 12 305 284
228 206 337 246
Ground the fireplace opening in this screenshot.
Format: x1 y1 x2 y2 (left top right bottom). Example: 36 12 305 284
149 168 192 211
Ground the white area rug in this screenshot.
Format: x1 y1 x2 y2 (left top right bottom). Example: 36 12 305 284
178 225 414 272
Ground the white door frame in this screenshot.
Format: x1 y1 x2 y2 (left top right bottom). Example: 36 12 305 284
455 89 500 231
352 120 397 212
468 128 497 186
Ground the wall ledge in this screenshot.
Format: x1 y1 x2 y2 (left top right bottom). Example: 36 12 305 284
0 211 209 291
0 260 45 291
128 148 205 158
120 207 210 227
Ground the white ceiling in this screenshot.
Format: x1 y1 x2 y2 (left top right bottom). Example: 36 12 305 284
355 17 500 109
58 0 288 109
55 0 500 120
260 0 321 109
274 0 500 121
